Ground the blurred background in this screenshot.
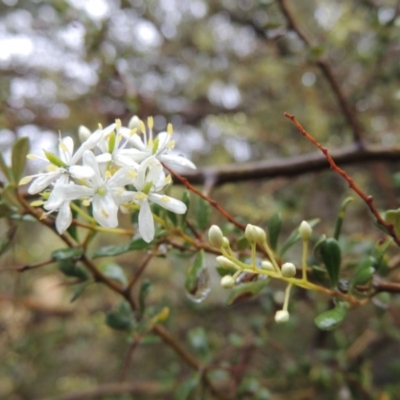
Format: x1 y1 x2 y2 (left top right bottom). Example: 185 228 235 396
1 0 400 399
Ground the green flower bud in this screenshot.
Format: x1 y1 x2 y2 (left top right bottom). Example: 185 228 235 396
208 225 224 248
274 310 290 324
222 237 230 249
281 262 296 278
216 256 239 270
245 224 266 244
261 260 274 271
299 220 312 241
220 275 235 289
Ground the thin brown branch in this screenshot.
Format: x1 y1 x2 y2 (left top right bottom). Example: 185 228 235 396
277 0 365 144
175 144 400 186
284 112 400 247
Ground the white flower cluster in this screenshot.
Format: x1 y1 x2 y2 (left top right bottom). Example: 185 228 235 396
20 116 196 242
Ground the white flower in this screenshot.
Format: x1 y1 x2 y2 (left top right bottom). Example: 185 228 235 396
94 120 142 169
129 156 187 242
124 116 196 169
20 131 103 194
45 151 136 231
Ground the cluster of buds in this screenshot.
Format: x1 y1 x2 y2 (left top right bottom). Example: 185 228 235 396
209 220 313 324
20 116 196 243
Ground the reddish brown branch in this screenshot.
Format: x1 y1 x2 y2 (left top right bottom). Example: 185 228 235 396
284 112 400 247
277 0 364 144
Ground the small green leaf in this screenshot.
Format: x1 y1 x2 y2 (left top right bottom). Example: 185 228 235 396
58 260 89 280
93 238 149 258
372 237 392 274
320 238 341 287
70 281 91 302
351 257 375 289
105 301 134 331
139 279 152 315
11 137 30 183
174 373 201 400
179 190 190 227
165 209 178 226
280 218 320 256
216 265 237 277
384 208 400 237
100 263 127 285
52 247 84 261
0 152 11 182
188 327 210 359
333 197 353 240
194 197 210 231
268 212 282 251
0 225 17 257
236 235 250 251
185 251 210 303
226 280 269 306
314 302 349 331
2 184 22 211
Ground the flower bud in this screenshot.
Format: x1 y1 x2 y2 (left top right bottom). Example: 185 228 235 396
208 225 224 248
78 125 91 142
220 275 235 289
222 237 230 249
245 224 266 244
261 260 274 271
216 256 239 270
299 220 312 241
281 262 296 278
128 115 142 131
274 310 290 324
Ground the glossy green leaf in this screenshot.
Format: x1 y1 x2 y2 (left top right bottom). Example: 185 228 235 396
0 225 17 257
280 218 320 256
226 280 269 306
93 238 149 258
314 302 349 331
100 263 128 285
139 279 152 315
70 281 91 303
185 250 210 303
105 301 134 331
52 247 84 261
58 260 89 280
194 197 210 231
11 137 30 183
333 197 353 240
371 237 392 274
320 238 341 287
351 257 375 288
268 212 282 251
384 208 400 237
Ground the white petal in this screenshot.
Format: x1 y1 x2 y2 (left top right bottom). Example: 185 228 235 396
149 193 187 214
56 201 72 234
28 171 61 194
92 193 118 228
59 136 74 164
46 183 93 209
95 153 112 163
128 133 146 151
138 200 154 242
72 129 104 164
69 165 94 179
155 131 170 154
108 167 136 188
160 154 197 169
82 150 103 187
